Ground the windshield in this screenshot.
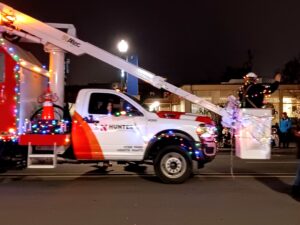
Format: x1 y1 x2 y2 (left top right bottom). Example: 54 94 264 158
124 93 150 112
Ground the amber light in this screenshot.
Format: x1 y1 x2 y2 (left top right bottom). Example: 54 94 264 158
33 66 41 73
196 126 206 135
0 12 16 25
5 15 15 22
8 128 15 134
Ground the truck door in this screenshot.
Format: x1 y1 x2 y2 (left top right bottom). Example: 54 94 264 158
87 92 147 161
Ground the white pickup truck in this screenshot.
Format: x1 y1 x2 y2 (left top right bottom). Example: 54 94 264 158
70 89 217 183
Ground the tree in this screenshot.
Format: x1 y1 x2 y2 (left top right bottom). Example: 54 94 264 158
282 56 300 84
221 49 253 82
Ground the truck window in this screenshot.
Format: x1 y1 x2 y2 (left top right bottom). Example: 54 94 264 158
124 93 150 111
88 93 143 116
0 53 5 82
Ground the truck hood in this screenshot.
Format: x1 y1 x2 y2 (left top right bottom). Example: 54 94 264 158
156 111 215 125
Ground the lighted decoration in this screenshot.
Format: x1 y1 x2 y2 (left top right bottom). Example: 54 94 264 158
149 130 206 160
222 95 272 144
221 95 272 159
237 73 279 108
24 119 70 135
0 84 6 104
14 64 21 134
0 38 22 141
0 128 18 143
38 87 58 120
0 38 49 142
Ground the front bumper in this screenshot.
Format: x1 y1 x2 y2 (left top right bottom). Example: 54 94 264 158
192 139 217 164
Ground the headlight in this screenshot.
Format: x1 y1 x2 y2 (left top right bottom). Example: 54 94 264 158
196 124 206 135
196 124 217 138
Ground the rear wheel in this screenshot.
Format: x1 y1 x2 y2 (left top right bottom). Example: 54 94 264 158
154 146 192 184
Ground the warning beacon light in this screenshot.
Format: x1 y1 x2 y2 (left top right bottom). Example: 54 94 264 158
0 11 16 26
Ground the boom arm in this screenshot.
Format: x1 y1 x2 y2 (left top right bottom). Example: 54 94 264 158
0 2 227 117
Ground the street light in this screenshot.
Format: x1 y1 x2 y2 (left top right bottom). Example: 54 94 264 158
117 40 129 90
117 40 129 53
116 39 138 96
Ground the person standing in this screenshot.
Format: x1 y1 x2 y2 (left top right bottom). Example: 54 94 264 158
292 127 300 197
271 123 280 148
238 72 281 108
279 112 292 148
292 166 300 197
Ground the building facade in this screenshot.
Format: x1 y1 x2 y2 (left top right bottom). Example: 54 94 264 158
143 82 300 125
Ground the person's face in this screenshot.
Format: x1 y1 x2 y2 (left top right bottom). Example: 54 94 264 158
107 102 113 112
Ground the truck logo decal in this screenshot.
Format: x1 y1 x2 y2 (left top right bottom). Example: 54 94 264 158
62 35 81 47
94 124 134 131
108 124 134 130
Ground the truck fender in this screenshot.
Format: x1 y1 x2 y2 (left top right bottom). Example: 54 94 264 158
143 129 195 161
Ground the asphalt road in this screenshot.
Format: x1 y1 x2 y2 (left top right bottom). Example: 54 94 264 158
0 150 299 225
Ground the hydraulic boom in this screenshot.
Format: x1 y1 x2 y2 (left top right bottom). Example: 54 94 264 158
0 2 228 117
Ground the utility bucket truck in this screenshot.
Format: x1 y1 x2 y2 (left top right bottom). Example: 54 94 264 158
0 2 271 183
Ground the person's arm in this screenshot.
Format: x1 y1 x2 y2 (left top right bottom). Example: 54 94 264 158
270 73 281 93
263 73 281 94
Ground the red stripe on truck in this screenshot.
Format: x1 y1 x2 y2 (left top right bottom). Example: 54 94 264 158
72 112 104 160
156 111 214 125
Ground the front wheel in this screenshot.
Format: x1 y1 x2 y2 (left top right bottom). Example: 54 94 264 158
154 146 192 184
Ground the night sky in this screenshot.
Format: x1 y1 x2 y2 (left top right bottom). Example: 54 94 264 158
2 0 300 86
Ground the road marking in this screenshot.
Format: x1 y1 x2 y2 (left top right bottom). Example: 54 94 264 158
246 161 298 164
196 175 295 178
0 173 296 179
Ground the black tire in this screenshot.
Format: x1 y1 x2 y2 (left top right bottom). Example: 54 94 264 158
154 145 192 184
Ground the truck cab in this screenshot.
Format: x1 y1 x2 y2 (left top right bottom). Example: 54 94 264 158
72 89 217 183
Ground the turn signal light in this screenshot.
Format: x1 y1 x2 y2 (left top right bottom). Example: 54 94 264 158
196 126 206 135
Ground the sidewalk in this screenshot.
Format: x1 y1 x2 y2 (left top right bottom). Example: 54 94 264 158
270 146 298 155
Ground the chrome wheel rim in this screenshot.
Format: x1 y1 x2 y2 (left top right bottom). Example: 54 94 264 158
160 152 187 179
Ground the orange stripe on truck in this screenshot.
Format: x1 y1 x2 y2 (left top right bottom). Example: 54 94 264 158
72 112 104 160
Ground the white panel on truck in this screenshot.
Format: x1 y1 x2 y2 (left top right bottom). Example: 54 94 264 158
19 67 48 133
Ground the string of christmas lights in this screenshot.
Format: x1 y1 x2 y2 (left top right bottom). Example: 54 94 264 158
0 38 56 143
237 78 273 106
24 119 70 135
0 38 21 142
